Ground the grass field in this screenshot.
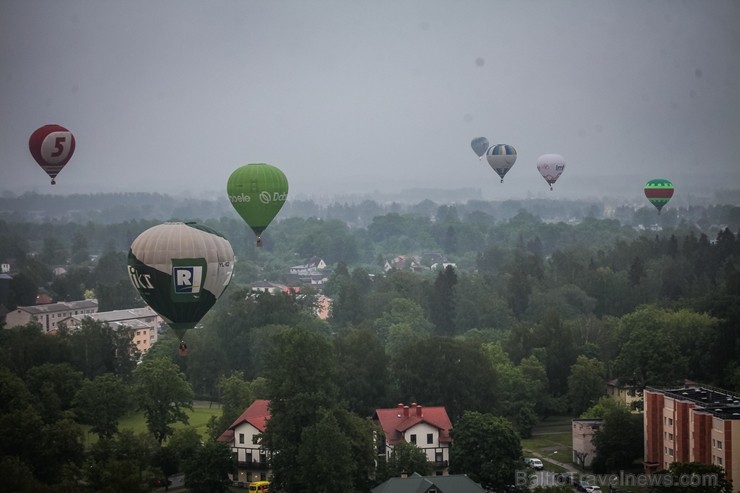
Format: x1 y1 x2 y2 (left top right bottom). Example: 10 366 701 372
82 401 223 447
521 415 574 472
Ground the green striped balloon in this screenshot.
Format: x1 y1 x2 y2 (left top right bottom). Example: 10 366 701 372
644 179 674 213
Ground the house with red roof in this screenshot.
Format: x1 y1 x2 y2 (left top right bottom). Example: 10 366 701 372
217 399 272 486
374 403 453 475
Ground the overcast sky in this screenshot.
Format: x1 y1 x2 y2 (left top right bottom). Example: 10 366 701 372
2 0 739 203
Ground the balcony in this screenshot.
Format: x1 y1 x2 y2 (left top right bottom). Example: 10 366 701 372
236 460 270 470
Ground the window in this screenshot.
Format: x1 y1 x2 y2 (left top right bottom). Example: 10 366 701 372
435 451 443 462
717 441 722 449
668 418 673 425
668 448 674 456
427 433 433 444
239 433 245 444
410 434 417 444
713 439 716 447
668 433 673 440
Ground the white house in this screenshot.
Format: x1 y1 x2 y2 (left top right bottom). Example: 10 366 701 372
373 403 453 475
217 399 271 486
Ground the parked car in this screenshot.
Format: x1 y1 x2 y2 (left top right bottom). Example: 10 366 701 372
577 480 592 492
555 472 576 484
526 458 544 470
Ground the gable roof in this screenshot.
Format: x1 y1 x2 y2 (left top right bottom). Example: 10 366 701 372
374 403 453 446
372 473 484 493
217 399 271 443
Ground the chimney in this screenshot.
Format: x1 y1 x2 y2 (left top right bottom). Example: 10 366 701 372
416 404 422 417
403 405 410 417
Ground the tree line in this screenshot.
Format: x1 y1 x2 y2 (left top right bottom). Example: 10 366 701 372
0 196 739 491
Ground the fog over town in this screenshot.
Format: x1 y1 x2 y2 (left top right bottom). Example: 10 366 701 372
2 1 739 205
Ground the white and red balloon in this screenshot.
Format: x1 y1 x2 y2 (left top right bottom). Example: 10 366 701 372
28 124 76 185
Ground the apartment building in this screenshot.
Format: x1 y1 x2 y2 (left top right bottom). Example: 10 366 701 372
644 386 740 491
4 299 99 332
572 418 602 468
67 306 161 354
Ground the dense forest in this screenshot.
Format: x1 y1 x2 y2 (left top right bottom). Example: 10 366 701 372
0 192 739 491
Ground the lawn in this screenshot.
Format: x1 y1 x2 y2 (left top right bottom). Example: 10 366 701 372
82 400 223 447
521 415 574 472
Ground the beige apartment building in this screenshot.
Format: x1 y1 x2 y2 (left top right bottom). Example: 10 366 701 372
644 386 740 492
67 306 161 354
4 299 99 332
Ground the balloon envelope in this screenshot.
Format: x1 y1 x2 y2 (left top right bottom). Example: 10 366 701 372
127 222 235 340
227 163 289 247
28 124 76 184
536 154 566 190
471 137 489 158
486 144 517 182
644 179 674 213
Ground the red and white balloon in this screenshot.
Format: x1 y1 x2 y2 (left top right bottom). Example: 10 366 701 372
28 124 76 185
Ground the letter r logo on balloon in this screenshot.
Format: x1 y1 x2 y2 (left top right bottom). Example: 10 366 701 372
174 266 202 293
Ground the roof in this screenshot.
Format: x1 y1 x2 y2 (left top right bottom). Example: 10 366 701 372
217 399 271 443
372 473 484 493
70 306 157 323
647 386 740 420
15 299 98 315
374 403 453 446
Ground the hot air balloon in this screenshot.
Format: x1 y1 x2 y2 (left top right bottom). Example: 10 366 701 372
644 179 674 214
536 154 566 190
486 144 517 183
28 124 76 184
227 163 289 247
128 222 235 356
471 137 489 160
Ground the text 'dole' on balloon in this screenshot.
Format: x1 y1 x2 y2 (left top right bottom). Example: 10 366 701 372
227 163 289 247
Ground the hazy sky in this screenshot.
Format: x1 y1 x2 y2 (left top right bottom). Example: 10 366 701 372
2 0 739 203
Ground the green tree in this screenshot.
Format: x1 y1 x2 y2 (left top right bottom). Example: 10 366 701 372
25 362 84 423
648 462 733 493
374 297 432 357
73 373 131 439
429 265 458 336
567 355 606 415
70 231 91 264
392 337 497 421
590 401 643 472
62 318 139 379
297 410 354 493
212 372 253 438
333 327 389 416
133 357 194 444
262 326 345 492
385 441 432 478
166 426 203 472
182 440 234 493
449 411 523 492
